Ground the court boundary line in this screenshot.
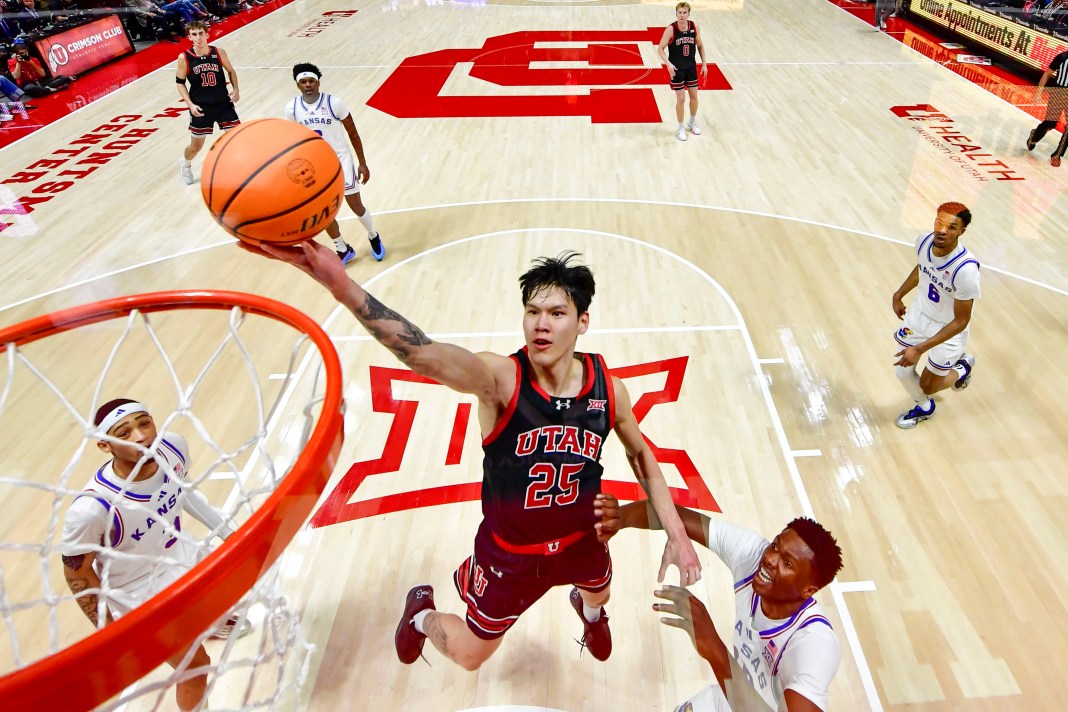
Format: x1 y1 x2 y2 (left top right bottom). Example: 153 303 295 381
323 225 883 712
5 196 1065 318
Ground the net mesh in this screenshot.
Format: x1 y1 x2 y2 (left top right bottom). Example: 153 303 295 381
0 292 342 711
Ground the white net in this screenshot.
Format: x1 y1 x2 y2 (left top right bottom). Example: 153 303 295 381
0 293 342 711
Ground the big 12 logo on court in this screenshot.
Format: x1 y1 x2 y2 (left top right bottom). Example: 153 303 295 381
368 29 732 124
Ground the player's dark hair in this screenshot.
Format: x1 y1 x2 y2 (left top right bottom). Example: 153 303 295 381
94 398 140 427
519 251 596 315
785 517 843 590
293 63 322 80
938 201 972 228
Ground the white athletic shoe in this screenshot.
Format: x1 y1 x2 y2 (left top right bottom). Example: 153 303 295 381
688 119 702 135
894 401 935 429
676 127 687 142
179 159 195 185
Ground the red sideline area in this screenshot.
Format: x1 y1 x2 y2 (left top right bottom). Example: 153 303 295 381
0 0 292 148
0 0 1053 149
826 1 1051 120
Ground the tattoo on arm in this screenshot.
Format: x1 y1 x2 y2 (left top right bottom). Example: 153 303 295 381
66 577 102 626
62 554 85 571
355 293 432 361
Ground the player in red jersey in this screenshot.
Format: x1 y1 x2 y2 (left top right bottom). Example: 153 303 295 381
175 21 240 184
241 243 702 671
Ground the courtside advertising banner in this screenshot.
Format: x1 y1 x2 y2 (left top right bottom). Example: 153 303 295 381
34 15 134 78
911 0 1068 70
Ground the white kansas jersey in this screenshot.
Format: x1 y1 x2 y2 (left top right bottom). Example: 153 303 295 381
60 433 199 593
914 232 981 324
284 93 351 156
707 522 840 711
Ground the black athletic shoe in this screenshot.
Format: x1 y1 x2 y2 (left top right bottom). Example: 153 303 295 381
570 587 611 661
395 585 435 664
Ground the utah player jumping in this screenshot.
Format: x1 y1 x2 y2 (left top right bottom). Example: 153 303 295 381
241 244 702 672
175 21 241 185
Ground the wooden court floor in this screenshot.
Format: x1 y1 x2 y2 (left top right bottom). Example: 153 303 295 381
1 0 1067 709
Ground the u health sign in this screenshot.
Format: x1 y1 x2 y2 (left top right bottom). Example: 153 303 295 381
911 0 1068 70
33 15 134 78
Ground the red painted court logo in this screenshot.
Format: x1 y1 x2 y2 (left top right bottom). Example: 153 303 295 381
310 356 721 530
368 29 733 124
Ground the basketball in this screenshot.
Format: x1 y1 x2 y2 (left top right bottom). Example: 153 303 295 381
200 118 344 246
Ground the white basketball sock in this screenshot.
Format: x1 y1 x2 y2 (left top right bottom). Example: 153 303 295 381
895 366 929 405
413 609 431 634
356 209 376 237
952 363 968 380
582 601 602 623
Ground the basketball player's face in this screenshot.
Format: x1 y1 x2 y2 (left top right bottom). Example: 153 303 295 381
188 28 209 47
932 211 966 252
523 286 588 366
99 413 158 465
676 6 690 22
297 76 320 101
752 529 817 602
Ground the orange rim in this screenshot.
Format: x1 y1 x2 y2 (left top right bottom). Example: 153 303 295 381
0 291 344 709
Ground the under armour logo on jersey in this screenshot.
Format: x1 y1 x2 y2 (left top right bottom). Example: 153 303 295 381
587 399 607 412
554 399 571 411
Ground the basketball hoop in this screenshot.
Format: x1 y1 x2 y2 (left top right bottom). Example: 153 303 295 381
0 291 344 710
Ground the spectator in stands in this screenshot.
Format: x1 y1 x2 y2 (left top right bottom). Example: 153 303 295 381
50 0 86 24
123 0 183 41
7 37 73 96
11 0 49 35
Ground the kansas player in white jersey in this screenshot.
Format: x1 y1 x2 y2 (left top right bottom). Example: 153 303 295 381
284 62 386 266
59 399 239 711
891 202 979 429
596 494 843 711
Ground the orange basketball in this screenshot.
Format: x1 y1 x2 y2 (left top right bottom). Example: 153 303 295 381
201 118 344 246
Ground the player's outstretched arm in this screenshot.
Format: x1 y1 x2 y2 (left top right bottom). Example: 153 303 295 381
612 377 702 586
61 551 112 628
595 492 710 547
654 585 731 691
241 240 501 398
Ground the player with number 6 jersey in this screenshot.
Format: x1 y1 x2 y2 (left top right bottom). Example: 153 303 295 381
891 201 981 429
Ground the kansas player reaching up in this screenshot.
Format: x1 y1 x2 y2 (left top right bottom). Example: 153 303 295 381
596 494 843 712
59 399 244 711
240 243 701 672
284 63 386 266
891 202 979 429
